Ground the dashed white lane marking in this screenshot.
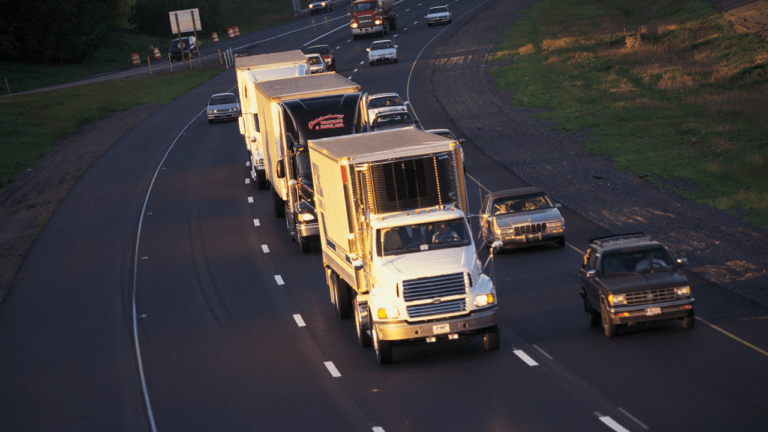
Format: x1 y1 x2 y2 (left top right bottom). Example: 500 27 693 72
354 68 359 72
324 361 341 377
414 21 418 24
372 428 385 432
336 46 340 49
253 219 260 226
262 244 270 253
597 414 631 432
618 408 649 430
293 314 306 327
248 196 254 203
246 161 250 166
275 275 284 285
406 8 410 11
245 178 250 184
513 349 539 366
360 61 365 65
532 344 553 360
348 76 352 79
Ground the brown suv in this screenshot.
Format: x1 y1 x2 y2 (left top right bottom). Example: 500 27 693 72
579 233 695 337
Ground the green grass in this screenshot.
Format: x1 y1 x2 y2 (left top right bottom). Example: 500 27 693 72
490 0 768 226
0 69 221 187
0 0 301 94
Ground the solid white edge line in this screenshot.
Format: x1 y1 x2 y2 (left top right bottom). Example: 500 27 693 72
324 361 342 377
513 349 539 366
262 244 270 253
617 408 649 430
132 107 209 432
531 344 553 360
598 415 631 432
293 314 306 327
253 219 260 226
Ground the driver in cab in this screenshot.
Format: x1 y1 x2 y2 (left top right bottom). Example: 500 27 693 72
432 222 458 243
635 251 667 272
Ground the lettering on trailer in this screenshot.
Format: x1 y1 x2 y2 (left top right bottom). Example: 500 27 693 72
309 114 345 130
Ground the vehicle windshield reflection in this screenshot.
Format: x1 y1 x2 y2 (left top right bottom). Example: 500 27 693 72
377 218 470 257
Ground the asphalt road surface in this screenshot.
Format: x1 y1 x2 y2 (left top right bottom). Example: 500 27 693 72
1 0 767 431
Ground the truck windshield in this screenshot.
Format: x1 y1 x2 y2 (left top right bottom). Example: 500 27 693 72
601 248 674 277
377 218 470 257
353 2 377 12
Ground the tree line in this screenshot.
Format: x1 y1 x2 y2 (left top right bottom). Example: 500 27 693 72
0 0 232 64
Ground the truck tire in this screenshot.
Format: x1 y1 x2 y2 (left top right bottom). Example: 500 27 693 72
285 210 295 242
298 232 312 253
585 297 600 328
390 17 397 30
271 185 284 217
682 312 695 329
355 301 372 347
601 302 617 337
331 271 351 319
373 326 392 365
255 170 268 190
483 326 500 351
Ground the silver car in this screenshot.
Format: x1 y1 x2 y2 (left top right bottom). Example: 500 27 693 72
305 53 327 74
206 93 240 124
366 93 407 125
479 187 565 251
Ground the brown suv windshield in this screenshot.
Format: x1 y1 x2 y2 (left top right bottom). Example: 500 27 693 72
601 248 674 277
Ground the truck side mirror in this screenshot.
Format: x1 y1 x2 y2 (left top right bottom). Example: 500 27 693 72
676 257 688 267
276 159 285 179
586 270 597 278
352 259 364 270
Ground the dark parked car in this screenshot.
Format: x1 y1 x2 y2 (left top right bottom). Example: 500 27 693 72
168 36 199 61
579 233 695 337
306 44 335 71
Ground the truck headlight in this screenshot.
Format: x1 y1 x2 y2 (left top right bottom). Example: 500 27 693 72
608 294 626 306
474 293 495 307
309 4 313 8
351 22 358 28
298 213 315 222
258 158 264 165
377 307 399 319
676 286 691 297
375 19 382 25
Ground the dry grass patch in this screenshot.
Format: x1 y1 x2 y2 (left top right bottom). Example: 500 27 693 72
542 37 577 52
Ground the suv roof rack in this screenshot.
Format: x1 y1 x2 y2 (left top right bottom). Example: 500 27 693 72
589 232 649 246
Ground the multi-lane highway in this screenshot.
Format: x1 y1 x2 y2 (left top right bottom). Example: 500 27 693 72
1 0 767 431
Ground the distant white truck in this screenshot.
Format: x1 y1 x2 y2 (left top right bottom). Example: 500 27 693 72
253 74 368 252
309 129 500 364
235 51 310 190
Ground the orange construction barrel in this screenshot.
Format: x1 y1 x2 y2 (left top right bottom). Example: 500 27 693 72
131 53 140 65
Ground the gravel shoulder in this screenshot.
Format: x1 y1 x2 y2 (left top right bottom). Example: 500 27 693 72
431 0 768 307
1 0 767 308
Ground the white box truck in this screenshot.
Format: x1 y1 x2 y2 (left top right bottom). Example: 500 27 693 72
309 129 500 364
254 73 368 252
235 51 310 190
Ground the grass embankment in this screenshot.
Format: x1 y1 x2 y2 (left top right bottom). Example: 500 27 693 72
0 70 220 187
491 0 768 226
0 0 304 94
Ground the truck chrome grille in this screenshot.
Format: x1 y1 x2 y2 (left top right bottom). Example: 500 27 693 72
359 16 372 25
407 298 467 319
625 288 676 305
402 273 468 302
514 223 547 235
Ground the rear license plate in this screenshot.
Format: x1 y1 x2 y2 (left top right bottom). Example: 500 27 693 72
646 307 662 316
433 323 450 334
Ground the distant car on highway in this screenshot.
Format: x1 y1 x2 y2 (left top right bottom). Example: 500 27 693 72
425 128 465 171
580 233 695 337
306 44 336 71
479 187 565 251
367 39 398 65
309 0 333 15
168 36 199 61
206 93 240 124
305 53 327 74
370 110 417 132
426 5 452 26
366 93 406 125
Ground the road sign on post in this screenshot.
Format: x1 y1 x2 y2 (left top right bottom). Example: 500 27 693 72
168 9 202 33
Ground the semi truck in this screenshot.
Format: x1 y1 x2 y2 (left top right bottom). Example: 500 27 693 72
349 0 397 40
235 51 310 190
308 129 500 364
254 73 368 253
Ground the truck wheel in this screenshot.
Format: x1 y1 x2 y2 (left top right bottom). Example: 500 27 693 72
355 302 372 347
483 326 500 351
285 210 295 242
682 312 695 329
332 271 351 319
585 297 600 328
373 326 392 365
255 170 268 190
271 185 284 217
601 302 617 338
299 234 312 253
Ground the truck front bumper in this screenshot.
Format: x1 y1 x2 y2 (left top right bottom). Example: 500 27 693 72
352 25 384 36
606 299 694 325
375 307 498 344
296 221 320 238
